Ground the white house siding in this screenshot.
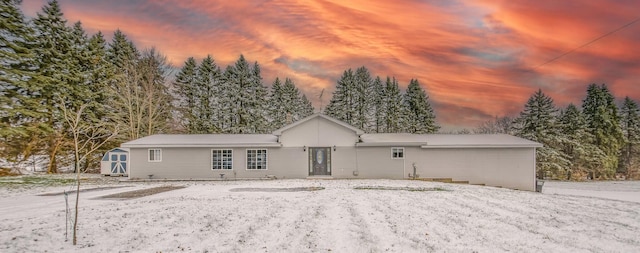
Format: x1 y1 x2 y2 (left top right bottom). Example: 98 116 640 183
278 116 359 147
122 114 540 191
354 147 406 179
406 147 536 191
129 147 318 179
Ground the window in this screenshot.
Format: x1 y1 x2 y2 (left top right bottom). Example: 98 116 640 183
212 149 233 170
246 149 267 170
391 147 404 159
148 149 162 162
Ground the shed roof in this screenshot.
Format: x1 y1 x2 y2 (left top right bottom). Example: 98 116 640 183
358 134 542 148
121 134 280 148
272 113 365 135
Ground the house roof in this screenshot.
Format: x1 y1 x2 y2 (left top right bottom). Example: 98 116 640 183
121 134 280 148
358 134 542 148
272 113 365 136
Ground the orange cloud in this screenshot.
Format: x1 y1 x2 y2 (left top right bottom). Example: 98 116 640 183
20 0 640 130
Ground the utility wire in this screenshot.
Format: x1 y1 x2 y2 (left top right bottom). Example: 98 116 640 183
534 16 640 69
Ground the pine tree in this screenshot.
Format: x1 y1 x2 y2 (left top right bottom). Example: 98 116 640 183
582 84 623 178
558 104 605 180
619 97 640 178
32 0 76 173
404 79 439 133
268 77 286 129
223 55 268 133
0 0 40 163
370 76 386 133
194 55 221 133
353 66 373 131
515 89 570 179
325 69 355 125
298 94 314 119
268 77 314 130
173 57 198 133
382 77 405 133
250 61 269 133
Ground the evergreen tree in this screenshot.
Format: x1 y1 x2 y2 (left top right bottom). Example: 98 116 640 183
173 57 198 133
370 76 386 133
268 77 314 130
619 97 640 178
250 61 269 133
268 77 286 129
558 104 606 180
298 94 314 119
194 55 221 133
32 0 76 173
353 66 373 131
282 78 308 122
515 89 570 179
382 77 405 133
325 69 355 125
582 84 623 178
223 55 268 133
0 0 40 163
403 79 439 133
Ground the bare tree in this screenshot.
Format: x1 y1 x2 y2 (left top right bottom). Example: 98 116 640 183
60 100 119 245
475 116 515 134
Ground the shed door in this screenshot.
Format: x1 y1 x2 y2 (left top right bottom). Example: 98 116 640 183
110 153 127 174
309 147 331 176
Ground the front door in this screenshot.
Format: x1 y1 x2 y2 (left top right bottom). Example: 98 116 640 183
309 147 331 176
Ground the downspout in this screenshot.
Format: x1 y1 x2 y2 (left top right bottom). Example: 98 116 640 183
533 147 537 191
403 155 406 179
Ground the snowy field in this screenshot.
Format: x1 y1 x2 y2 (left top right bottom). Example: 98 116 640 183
1 176 639 252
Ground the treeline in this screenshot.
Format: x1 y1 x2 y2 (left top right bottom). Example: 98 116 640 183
325 68 439 134
173 56 313 134
475 85 640 180
0 1 314 173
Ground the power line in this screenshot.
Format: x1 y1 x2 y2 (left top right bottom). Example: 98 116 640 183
534 16 640 69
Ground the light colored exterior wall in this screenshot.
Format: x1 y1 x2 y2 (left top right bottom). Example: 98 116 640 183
279 117 359 147
354 147 406 179
404 147 536 191
128 145 535 191
129 147 316 179
124 114 537 191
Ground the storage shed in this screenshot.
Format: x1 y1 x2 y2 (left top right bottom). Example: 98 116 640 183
100 148 129 176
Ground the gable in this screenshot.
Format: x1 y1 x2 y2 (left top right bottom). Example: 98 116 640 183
277 114 361 147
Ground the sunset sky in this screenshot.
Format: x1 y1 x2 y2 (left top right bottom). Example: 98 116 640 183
20 0 640 130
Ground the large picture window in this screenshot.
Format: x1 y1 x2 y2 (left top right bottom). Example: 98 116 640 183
148 149 162 162
212 149 233 170
391 147 404 159
246 149 267 170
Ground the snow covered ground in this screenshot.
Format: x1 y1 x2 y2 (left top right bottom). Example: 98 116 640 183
543 180 640 203
1 176 639 252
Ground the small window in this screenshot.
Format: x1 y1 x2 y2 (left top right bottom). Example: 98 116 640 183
148 149 162 162
212 149 233 170
111 154 118 161
246 149 267 170
120 154 127 161
391 147 404 159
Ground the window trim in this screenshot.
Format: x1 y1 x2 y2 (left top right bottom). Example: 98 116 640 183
391 147 404 159
211 149 233 170
148 148 162 162
246 149 268 170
